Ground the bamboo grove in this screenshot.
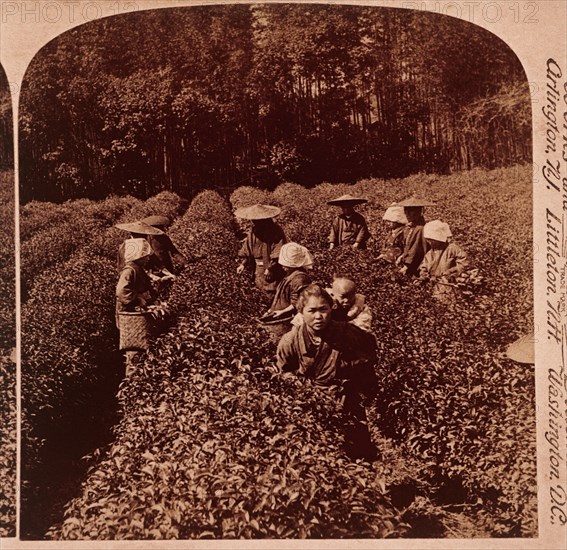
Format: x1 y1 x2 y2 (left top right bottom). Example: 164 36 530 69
0 67 13 170
18 4 531 203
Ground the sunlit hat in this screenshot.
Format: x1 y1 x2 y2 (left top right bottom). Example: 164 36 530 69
234 204 281 220
327 194 368 207
141 215 170 227
114 221 164 235
383 205 408 224
424 220 452 242
506 333 535 364
279 242 314 269
123 238 153 263
394 196 435 207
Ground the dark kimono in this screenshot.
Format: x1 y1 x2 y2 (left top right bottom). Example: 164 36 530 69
270 270 312 313
277 321 379 460
400 222 427 276
115 261 154 328
146 234 184 274
328 213 370 248
238 221 287 298
265 270 312 340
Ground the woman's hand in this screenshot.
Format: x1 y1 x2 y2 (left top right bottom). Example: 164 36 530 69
236 264 246 274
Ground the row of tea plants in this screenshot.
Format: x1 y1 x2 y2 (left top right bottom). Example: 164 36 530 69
0 169 15 537
229 165 536 535
51 190 407 539
20 191 188 537
24 165 535 538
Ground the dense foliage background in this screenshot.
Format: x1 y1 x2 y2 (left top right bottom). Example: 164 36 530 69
0 170 15 539
0 60 15 538
18 4 531 202
20 164 535 540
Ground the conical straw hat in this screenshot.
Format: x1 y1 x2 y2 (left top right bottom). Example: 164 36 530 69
327 194 368 207
115 221 164 235
140 215 171 227
234 204 281 220
506 333 535 364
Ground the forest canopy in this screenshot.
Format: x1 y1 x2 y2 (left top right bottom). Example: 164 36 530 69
18 3 531 202
0 65 13 169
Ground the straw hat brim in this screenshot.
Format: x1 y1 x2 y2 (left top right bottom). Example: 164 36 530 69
234 204 281 220
115 222 164 235
141 215 170 227
327 194 368 206
506 333 535 364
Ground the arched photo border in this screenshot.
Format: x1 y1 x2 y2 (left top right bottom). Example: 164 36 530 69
1 1 565 549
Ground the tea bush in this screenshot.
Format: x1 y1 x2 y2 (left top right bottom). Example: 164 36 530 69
30 166 535 538
0 170 15 349
0 353 16 538
20 196 133 299
20 191 188 534
20 191 188 300
53 191 405 539
0 169 15 537
55 311 404 540
247 165 536 535
19 198 93 242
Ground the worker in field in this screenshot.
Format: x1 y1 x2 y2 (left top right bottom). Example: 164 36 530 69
259 242 314 340
418 219 468 300
140 215 187 277
377 204 407 264
292 276 373 333
277 284 379 461
236 204 287 301
115 221 164 272
327 194 370 250
394 197 434 276
115 238 156 376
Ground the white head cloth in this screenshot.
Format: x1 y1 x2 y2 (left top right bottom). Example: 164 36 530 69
279 242 314 269
423 220 452 242
123 238 153 263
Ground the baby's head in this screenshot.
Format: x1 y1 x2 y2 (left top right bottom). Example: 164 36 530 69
331 276 357 310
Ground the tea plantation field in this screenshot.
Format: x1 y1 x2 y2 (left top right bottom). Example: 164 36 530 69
0 169 15 538
20 165 535 539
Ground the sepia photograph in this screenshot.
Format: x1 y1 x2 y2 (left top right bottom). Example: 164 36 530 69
0 0 565 547
0 60 16 539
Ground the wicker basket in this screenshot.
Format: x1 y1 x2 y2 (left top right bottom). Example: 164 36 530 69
118 311 151 351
